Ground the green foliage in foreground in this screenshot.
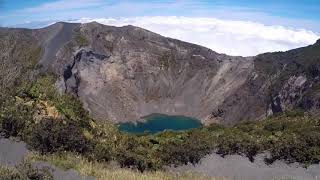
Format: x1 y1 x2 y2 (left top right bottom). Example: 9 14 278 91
0 163 53 180
1 74 320 172
27 152 219 180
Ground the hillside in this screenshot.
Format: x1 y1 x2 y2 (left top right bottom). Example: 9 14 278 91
1 22 319 124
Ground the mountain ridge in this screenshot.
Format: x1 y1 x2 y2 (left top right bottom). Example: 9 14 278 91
1 21 319 124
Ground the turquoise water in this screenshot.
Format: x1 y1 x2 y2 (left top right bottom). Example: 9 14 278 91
118 113 202 134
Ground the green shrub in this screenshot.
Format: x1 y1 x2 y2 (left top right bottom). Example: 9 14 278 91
0 163 53 180
0 97 36 138
112 135 155 171
263 121 286 132
216 129 262 161
0 166 21 180
154 129 216 166
92 143 113 162
26 118 92 154
266 131 320 165
26 75 91 128
283 110 305 117
16 163 53 180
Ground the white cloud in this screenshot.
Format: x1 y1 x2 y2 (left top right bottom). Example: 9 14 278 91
24 0 104 13
70 16 319 56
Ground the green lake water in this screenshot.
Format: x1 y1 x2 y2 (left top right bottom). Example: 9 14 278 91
118 113 202 134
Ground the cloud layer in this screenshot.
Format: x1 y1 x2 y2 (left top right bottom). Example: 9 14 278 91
70 16 319 56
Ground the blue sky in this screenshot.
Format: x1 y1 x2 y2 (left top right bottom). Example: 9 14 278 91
0 0 319 56
1 0 320 31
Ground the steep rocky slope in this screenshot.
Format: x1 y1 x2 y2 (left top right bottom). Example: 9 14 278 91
0 22 319 124
215 39 320 123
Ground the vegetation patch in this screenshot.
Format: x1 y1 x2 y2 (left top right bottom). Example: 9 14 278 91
0 162 53 180
27 152 219 180
74 31 89 47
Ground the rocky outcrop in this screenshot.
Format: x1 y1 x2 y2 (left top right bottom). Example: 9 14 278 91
1 22 320 124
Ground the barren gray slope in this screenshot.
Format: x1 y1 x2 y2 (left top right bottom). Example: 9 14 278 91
172 153 320 180
0 138 28 166
50 22 254 123
35 22 81 70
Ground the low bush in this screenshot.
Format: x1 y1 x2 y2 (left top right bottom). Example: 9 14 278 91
27 152 219 180
0 97 36 138
0 163 53 180
26 118 92 154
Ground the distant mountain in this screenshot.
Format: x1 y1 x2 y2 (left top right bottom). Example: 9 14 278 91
1 22 319 124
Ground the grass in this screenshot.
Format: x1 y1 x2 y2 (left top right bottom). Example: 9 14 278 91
26 152 224 180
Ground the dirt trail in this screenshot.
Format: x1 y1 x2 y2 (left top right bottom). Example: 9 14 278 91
0 138 28 166
171 153 320 180
0 138 94 180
